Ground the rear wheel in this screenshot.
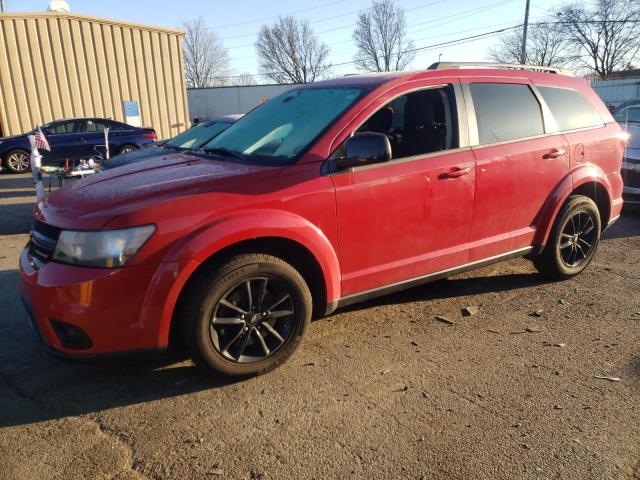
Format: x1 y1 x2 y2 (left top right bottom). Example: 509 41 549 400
533 195 601 280
180 253 312 377
118 144 137 155
4 149 30 173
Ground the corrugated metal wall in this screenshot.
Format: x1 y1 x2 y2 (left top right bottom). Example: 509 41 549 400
0 12 189 139
591 79 640 107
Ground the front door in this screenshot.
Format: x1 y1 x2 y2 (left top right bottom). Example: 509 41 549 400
331 84 475 297
41 120 83 164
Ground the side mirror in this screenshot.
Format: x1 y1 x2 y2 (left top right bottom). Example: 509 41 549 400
336 132 392 170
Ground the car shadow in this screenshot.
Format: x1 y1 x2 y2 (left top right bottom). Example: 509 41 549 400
603 210 640 241
0 266 547 429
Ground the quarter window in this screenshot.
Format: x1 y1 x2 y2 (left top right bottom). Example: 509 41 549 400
469 83 544 144
538 86 603 131
47 121 78 134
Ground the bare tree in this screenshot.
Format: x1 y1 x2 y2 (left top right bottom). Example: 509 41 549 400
182 17 230 88
488 23 577 67
556 0 640 79
234 73 258 86
255 16 331 84
353 0 415 72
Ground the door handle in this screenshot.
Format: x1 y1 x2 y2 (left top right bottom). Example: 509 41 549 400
439 167 471 179
543 148 566 159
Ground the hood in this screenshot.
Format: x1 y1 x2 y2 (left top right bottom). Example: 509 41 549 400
38 152 280 229
102 145 167 170
0 133 26 142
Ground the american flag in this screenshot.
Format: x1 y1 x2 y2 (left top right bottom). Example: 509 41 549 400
34 126 51 152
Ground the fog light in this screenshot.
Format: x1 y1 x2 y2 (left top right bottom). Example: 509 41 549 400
50 319 93 350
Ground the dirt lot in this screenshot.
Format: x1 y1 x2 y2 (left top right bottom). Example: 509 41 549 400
0 173 638 480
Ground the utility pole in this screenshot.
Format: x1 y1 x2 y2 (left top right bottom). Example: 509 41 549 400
519 0 531 64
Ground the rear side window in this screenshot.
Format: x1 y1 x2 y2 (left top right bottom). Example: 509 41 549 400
538 86 603 131
470 83 544 144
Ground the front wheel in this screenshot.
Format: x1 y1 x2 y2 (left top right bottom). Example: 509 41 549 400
180 254 312 377
4 149 31 173
533 195 601 280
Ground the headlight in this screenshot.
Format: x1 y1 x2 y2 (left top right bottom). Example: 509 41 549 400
53 225 155 268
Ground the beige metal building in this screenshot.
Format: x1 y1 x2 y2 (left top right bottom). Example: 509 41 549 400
0 12 189 139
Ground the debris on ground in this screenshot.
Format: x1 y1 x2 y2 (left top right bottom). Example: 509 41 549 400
559 299 569 305
529 310 544 317
410 341 419 347
302 362 315 367
487 329 501 334
380 368 391 375
421 391 428 399
543 341 566 348
434 315 456 325
525 326 544 333
593 375 621 382
462 305 481 316
208 467 224 476
393 386 409 393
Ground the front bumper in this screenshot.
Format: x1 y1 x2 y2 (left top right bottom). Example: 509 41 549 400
19 247 193 357
622 162 640 204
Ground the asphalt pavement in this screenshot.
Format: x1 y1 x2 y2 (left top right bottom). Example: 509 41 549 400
0 173 638 480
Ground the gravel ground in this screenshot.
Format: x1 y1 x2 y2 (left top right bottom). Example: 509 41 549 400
0 173 638 480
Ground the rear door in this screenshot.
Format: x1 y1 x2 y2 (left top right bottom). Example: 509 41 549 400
78 119 111 157
332 82 476 296
464 81 569 261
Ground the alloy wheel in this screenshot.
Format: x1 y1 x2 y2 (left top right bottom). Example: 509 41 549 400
209 276 295 364
7 151 30 172
559 210 597 268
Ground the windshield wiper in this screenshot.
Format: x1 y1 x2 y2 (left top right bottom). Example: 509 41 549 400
201 146 250 161
162 143 182 151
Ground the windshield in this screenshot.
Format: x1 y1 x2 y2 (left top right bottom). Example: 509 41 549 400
201 87 364 163
166 121 231 150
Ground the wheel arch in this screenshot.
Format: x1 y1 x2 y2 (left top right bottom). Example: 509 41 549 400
534 166 613 247
155 211 341 348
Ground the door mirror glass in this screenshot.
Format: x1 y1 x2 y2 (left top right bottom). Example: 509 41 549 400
336 132 391 170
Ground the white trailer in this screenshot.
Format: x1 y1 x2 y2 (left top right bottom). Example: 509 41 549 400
591 79 640 108
187 84 298 123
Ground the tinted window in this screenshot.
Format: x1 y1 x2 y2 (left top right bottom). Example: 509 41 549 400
107 121 132 131
470 83 544 144
47 121 78 134
355 85 458 159
203 87 365 163
615 106 640 124
85 120 108 132
538 86 603 131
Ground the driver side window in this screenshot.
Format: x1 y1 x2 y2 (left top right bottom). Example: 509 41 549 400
334 85 459 161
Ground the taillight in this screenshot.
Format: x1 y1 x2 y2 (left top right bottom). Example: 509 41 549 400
143 132 157 140
617 130 631 143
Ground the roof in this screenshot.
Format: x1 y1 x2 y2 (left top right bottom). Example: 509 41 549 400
300 68 585 91
0 11 184 35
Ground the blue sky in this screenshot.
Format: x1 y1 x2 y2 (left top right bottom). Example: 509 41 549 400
10 0 563 81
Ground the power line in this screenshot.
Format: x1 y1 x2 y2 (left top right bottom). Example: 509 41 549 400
210 0 348 29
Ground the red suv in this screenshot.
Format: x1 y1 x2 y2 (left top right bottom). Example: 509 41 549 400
20 63 624 376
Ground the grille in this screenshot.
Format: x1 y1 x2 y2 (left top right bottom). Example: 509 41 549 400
622 168 640 188
29 220 61 264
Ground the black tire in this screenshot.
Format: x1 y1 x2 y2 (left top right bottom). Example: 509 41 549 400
533 195 601 280
180 253 312 377
3 149 31 173
118 144 137 155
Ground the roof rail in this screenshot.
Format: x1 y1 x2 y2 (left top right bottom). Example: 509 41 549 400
427 62 574 77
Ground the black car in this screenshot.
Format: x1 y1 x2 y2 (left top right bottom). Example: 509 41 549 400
101 115 242 170
0 118 157 173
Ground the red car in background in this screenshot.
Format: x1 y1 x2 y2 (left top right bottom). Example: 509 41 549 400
20 63 624 377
